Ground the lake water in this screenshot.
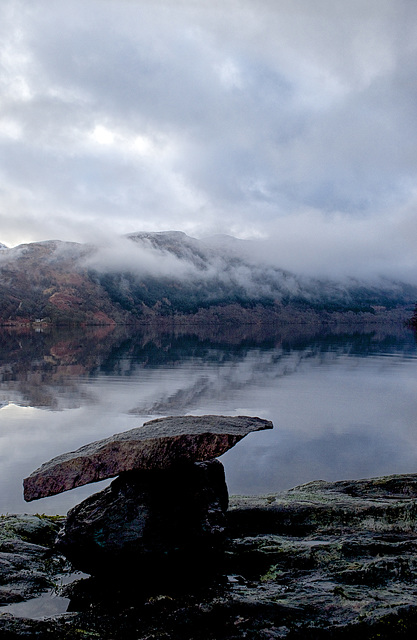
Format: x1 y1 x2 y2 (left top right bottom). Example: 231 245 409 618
1 322 417 516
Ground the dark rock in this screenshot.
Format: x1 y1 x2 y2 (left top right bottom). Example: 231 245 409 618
0 514 61 548
0 515 68 607
23 415 272 501
227 475 417 537
56 459 228 579
5 473 417 638
224 474 417 637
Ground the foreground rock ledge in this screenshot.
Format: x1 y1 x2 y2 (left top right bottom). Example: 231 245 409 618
23 415 272 501
4 473 417 639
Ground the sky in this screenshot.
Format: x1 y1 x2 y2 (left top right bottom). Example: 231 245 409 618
1 0 417 280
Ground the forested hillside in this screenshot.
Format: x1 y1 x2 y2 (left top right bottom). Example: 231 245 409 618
0 232 415 326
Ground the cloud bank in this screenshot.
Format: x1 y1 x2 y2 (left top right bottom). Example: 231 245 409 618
0 0 417 280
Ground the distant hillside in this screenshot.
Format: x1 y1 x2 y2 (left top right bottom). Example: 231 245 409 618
408 305 417 329
0 240 128 326
0 232 416 326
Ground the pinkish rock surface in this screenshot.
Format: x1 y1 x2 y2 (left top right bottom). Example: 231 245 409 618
23 415 272 501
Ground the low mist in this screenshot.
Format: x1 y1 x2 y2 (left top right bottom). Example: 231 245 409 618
236 208 417 285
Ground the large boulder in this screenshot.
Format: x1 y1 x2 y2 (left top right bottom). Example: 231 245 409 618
56 459 228 580
24 415 272 501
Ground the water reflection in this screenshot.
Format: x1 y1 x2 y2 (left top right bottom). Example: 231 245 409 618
1 323 417 515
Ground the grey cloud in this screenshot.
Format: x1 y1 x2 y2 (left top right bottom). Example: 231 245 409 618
0 0 416 281
245 207 417 283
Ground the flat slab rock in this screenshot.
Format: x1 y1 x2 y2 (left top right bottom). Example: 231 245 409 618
23 415 272 501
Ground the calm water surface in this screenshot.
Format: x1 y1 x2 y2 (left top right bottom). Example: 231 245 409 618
1 323 417 515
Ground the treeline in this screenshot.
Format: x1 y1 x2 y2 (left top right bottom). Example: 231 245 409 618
408 304 417 328
95 271 276 316
94 270 410 318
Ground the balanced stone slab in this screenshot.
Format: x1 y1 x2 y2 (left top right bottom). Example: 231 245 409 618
23 415 273 501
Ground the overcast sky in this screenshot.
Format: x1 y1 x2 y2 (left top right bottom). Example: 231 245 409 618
1 0 417 280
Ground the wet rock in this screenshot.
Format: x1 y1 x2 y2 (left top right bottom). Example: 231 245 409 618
0 515 68 607
56 459 228 579
23 415 272 501
5 474 417 638
224 474 417 637
0 514 60 548
227 475 417 537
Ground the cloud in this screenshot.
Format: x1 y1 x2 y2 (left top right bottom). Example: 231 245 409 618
246 204 417 282
0 0 416 281
83 235 198 279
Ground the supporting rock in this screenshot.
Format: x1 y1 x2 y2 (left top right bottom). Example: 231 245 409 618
56 459 228 581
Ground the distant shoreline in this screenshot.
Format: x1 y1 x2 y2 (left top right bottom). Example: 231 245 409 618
0 304 414 329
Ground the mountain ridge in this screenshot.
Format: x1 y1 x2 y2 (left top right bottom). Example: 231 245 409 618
0 231 415 326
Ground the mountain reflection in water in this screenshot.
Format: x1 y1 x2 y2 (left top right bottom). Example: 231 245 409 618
1 322 417 515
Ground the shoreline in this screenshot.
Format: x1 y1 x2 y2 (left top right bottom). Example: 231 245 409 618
2 472 417 638
0 304 414 329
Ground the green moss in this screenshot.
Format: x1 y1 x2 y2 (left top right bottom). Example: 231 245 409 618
34 513 65 523
260 564 284 582
0 514 64 546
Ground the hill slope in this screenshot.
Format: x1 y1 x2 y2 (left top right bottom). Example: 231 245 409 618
0 232 416 326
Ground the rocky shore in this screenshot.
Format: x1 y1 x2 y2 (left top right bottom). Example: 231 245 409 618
2 473 417 639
